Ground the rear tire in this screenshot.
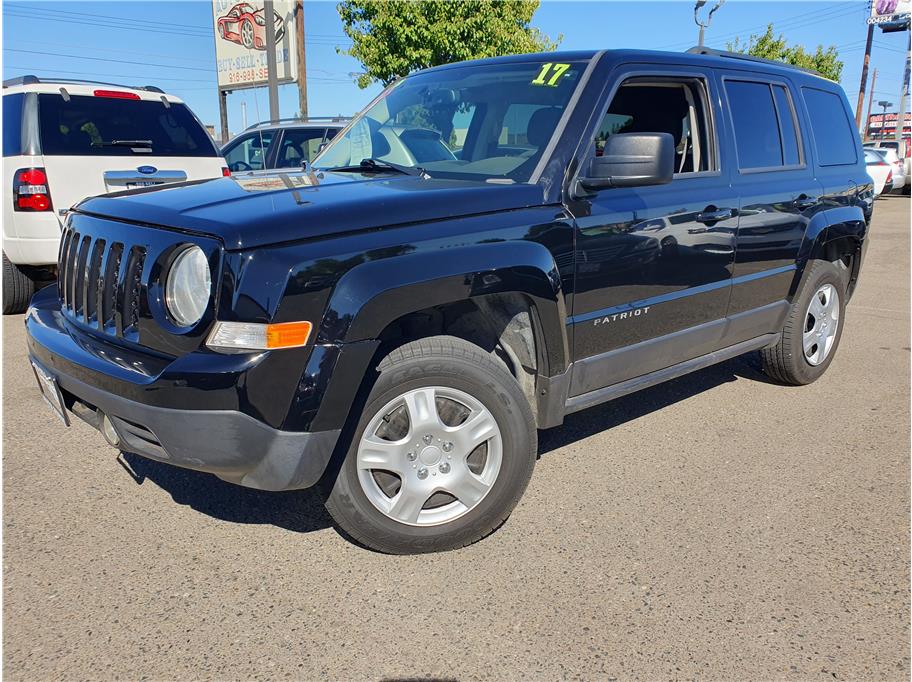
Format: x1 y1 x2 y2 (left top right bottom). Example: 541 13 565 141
761 259 849 385
3 252 35 315
325 335 537 554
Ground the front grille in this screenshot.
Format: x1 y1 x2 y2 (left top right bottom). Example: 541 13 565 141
58 226 147 338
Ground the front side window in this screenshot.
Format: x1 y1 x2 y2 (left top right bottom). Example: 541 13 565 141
314 60 588 182
223 131 274 171
37 94 219 157
594 78 714 174
802 87 857 166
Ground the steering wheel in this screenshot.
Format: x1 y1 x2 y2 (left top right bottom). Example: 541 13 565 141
229 160 252 172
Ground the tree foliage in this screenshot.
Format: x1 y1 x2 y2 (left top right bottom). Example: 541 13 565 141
337 0 560 88
727 24 843 82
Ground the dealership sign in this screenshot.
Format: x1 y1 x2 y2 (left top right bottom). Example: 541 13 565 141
867 0 911 23
212 0 297 90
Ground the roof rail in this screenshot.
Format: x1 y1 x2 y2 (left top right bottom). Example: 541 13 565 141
685 46 826 79
2 74 172 92
244 115 349 131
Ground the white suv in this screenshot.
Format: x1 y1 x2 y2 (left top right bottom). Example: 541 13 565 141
2 76 228 313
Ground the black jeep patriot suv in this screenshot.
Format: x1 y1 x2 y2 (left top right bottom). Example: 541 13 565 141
26 48 872 553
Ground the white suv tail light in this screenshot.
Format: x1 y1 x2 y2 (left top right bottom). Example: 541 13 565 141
13 168 52 212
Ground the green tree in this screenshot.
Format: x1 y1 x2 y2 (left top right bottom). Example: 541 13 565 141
727 24 843 82
337 0 560 88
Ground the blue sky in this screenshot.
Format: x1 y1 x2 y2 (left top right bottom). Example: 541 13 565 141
2 0 909 137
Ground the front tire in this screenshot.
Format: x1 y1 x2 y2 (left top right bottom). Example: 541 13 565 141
3 252 35 314
761 259 849 385
325 336 537 554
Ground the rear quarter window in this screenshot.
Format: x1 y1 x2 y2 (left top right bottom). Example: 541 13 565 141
37 94 219 157
802 87 857 166
3 94 24 156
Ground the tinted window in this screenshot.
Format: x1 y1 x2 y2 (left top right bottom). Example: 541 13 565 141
3 94 24 156
595 79 714 173
223 131 274 171
773 85 801 166
727 80 783 169
802 87 857 166
275 128 326 168
37 94 218 157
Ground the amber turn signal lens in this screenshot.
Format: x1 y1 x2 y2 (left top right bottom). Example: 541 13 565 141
265 321 313 349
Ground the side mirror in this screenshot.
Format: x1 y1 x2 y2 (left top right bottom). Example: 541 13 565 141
578 132 675 192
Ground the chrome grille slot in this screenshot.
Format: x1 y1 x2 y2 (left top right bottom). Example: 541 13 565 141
85 239 105 323
73 236 91 317
122 247 147 334
100 243 123 329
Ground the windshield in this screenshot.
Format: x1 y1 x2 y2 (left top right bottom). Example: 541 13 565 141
314 60 587 182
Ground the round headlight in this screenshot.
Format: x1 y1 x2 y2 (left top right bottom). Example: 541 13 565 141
165 246 211 327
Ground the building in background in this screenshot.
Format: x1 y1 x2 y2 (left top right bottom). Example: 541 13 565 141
867 111 911 147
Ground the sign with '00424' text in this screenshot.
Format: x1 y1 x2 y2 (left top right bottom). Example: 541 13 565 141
212 0 297 90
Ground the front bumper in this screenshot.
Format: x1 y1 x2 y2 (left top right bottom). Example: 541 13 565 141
26 287 340 491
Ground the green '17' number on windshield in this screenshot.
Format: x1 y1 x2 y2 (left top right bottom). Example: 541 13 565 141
531 62 571 87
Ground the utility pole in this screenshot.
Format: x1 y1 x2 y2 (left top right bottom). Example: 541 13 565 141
865 68 878 140
264 0 280 123
855 22 875 130
894 30 910 153
218 89 229 143
694 0 725 47
295 0 308 119
241 101 247 130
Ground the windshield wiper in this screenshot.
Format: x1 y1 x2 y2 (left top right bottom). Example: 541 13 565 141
326 157 430 178
92 139 153 149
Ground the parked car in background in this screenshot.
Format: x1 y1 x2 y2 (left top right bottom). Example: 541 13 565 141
865 148 894 197
864 141 910 194
2 76 227 313
221 118 348 173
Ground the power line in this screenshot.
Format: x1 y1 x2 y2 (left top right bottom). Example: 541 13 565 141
4 48 214 72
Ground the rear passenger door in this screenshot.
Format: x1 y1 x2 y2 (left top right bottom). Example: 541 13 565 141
722 75 823 324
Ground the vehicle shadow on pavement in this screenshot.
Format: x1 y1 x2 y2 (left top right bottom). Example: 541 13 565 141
120 452 333 533
538 351 770 457
117 352 771 532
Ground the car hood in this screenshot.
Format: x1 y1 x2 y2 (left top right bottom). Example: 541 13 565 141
74 171 547 250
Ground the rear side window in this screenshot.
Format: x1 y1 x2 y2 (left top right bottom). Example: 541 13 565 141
802 87 857 166
3 94 24 156
727 80 803 170
37 94 219 157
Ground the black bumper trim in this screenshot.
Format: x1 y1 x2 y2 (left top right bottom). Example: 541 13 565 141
54 366 340 492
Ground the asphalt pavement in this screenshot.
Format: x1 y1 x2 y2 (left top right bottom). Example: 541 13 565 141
3 196 909 681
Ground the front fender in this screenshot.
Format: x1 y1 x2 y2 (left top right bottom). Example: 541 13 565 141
320 240 570 376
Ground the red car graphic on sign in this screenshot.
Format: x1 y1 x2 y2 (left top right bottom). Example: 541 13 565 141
217 2 285 51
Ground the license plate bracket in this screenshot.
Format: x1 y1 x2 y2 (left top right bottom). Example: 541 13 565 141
31 361 70 426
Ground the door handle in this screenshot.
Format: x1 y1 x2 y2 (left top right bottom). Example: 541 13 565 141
695 207 735 223
792 195 818 210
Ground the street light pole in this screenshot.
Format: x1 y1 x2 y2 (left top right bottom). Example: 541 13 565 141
878 100 893 140
694 0 725 47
